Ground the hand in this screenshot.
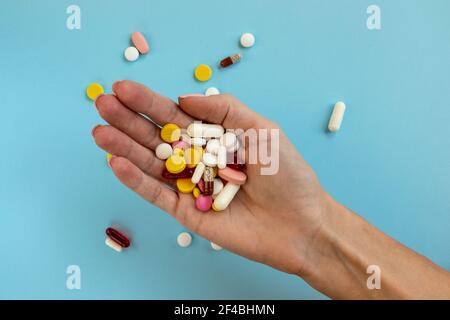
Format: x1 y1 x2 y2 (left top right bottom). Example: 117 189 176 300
92 80 330 276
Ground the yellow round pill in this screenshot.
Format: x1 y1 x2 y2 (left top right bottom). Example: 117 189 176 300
177 179 196 193
165 154 186 173
184 146 204 168
86 83 104 101
161 123 181 143
194 64 212 82
193 187 200 199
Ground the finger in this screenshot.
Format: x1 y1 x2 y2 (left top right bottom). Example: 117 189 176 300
177 94 270 129
92 125 167 182
110 156 178 215
95 94 162 150
112 80 193 128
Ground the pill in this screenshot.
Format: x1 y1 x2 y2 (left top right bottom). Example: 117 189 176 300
184 146 203 168
220 53 242 68
106 153 112 167
193 187 201 198
155 143 173 160
213 183 240 211
194 64 212 82
172 140 189 150
162 167 195 179
240 33 255 48
160 123 181 143
177 178 196 193
173 148 184 156
202 152 217 167
180 133 192 145
165 154 186 173
190 137 207 147
177 232 192 247
328 101 346 132
205 87 220 96
210 242 223 251
220 132 237 149
217 146 227 169
197 179 205 193
124 46 139 62
86 83 104 101
213 178 224 195
218 167 247 185
105 238 123 252
196 194 213 212
203 167 215 195
106 227 130 248
131 32 149 54
187 123 225 138
206 139 221 154
226 139 240 153
191 161 206 184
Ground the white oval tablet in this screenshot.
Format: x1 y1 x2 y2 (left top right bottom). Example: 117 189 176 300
240 33 255 48
205 87 220 96
177 232 192 248
155 143 173 160
211 242 223 251
206 139 221 154
202 152 217 167
213 178 224 195
124 46 139 62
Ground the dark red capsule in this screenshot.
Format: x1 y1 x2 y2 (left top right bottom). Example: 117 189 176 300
202 167 215 195
162 167 195 179
106 227 130 248
198 179 205 193
220 53 242 68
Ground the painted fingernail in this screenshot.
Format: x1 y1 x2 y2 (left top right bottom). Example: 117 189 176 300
178 93 204 99
91 125 102 137
112 81 122 94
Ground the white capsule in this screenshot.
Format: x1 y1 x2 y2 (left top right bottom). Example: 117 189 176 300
210 242 223 251
212 178 224 195
177 232 192 248
205 87 220 96
124 46 139 62
155 143 173 160
206 139 221 154
187 123 224 138
240 33 255 48
191 162 205 184
213 183 240 211
190 137 207 146
328 101 346 132
217 145 227 169
202 152 217 167
105 238 122 252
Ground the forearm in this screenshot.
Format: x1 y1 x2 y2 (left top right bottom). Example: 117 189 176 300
300 194 450 299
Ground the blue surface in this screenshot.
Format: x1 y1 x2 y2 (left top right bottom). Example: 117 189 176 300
0 0 449 299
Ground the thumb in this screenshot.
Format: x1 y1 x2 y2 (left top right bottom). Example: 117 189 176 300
177 93 271 130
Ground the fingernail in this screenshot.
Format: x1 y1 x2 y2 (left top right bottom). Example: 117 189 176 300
91 125 102 137
94 94 105 109
178 93 204 99
112 81 122 94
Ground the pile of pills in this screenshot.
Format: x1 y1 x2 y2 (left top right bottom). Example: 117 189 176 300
105 227 131 252
156 122 246 212
124 31 150 62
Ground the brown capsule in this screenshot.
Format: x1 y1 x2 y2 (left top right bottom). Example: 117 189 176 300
202 166 215 195
220 53 242 68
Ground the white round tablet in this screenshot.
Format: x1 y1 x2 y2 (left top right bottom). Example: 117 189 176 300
210 242 222 251
202 152 217 167
205 87 220 96
155 143 173 160
206 139 221 154
177 232 192 248
124 46 139 62
240 33 255 48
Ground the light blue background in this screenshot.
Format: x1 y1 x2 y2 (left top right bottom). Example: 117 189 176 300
0 0 449 299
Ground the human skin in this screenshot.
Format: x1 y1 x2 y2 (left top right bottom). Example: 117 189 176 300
92 80 450 299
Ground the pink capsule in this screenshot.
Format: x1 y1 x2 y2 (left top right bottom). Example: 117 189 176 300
106 227 130 248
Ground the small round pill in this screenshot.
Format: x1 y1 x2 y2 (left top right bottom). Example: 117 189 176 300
205 87 220 96
210 242 223 251
202 152 218 167
196 194 213 212
177 232 192 247
155 143 173 160
193 187 201 198
206 139 221 154
166 154 186 174
161 123 181 143
124 46 140 62
240 33 255 48
86 83 104 101
177 178 196 193
194 64 212 82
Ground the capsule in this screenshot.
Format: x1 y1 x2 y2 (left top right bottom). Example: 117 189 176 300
187 123 224 138
328 101 346 132
220 53 242 68
106 227 130 248
191 162 205 184
202 166 215 195
212 183 240 211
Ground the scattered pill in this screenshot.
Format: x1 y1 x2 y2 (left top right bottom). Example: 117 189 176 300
162 167 195 179
202 152 218 167
203 166 215 195
205 87 220 96
173 148 184 156
240 33 255 48
328 101 346 132
190 137 207 147
177 178 196 193
172 140 189 150
220 53 242 68
161 123 181 143
217 146 227 169
184 146 203 168
206 139 221 154
210 242 223 251
106 227 131 248
105 238 123 252
196 194 213 212
124 46 140 62
187 123 224 138
213 178 224 196
177 232 192 247
193 187 201 198
106 153 112 167
86 83 104 101
194 64 212 82
166 154 186 174
191 161 206 184
155 143 173 160
213 183 240 211
131 31 149 54
218 167 247 185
